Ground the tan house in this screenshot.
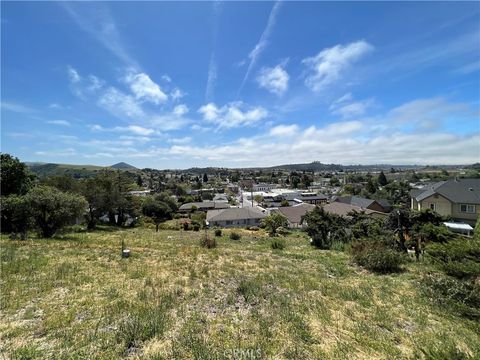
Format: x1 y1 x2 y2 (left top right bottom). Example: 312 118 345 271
272 203 316 228
410 178 480 225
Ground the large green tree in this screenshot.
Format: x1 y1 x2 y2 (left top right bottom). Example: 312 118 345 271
142 193 178 231
303 206 348 249
0 153 35 196
26 185 87 238
1 194 32 238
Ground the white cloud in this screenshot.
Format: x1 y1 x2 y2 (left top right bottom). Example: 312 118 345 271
269 124 299 137
98 87 145 119
256 63 289 96
47 120 71 126
89 124 156 136
330 93 375 118
303 40 374 91
161 74 172 82
124 71 167 104
1 101 35 114
173 104 189 117
168 136 192 144
205 53 217 101
67 67 104 99
171 88 185 101
238 1 282 94
62 3 139 69
198 102 268 129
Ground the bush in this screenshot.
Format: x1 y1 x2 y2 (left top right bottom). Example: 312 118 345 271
270 238 285 250
303 206 349 249
200 234 216 249
26 185 87 238
183 222 190 231
193 224 200 232
276 226 289 236
248 226 260 231
350 238 407 273
230 232 241 240
421 273 480 319
214 229 222 237
426 239 480 280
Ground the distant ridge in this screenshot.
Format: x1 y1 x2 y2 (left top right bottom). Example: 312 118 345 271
110 162 137 170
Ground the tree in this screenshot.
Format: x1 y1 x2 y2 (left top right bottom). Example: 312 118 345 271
203 173 208 183
26 185 87 238
303 206 348 249
79 177 104 230
142 193 178 232
136 174 143 187
0 153 35 196
366 178 377 194
43 174 81 194
262 213 288 236
378 171 388 186
1 195 32 238
280 199 290 207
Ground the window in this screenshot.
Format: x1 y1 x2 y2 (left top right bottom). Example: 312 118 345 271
429 203 436 211
459 204 475 213
226 220 233 225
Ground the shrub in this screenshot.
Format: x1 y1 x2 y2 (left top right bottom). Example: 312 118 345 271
421 273 480 319
276 226 289 236
183 222 190 231
270 238 285 250
303 206 349 249
350 238 407 273
230 232 241 240
193 224 200 232
426 239 480 280
262 213 288 236
248 226 260 231
200 234 216 249
214 229 222 237
26 185 87 238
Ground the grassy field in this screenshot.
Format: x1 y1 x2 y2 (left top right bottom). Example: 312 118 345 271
1 226 479 359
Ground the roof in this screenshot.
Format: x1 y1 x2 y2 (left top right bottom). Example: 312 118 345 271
274 203 316 224
179 201 230 211
206 207 267 222
333 195 376 208
322 202 387 218
414 179 480 204
443 222 473 231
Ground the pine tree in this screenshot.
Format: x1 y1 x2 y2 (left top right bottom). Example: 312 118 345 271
378 171 388 186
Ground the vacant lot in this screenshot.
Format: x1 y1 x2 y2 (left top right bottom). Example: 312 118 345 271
1 226 479 359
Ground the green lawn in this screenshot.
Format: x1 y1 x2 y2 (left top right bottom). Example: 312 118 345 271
1 226 479 359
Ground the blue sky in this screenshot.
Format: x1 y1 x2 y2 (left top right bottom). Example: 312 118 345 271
1 1 479 168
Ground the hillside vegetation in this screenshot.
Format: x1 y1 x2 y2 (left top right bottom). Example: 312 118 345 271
1 227 479 359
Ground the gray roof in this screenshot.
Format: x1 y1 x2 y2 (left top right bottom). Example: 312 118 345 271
322 203 387 217
414 179 480 204
207 207 267 222
179 201 230 211
274 203 316 224
333 195 376 209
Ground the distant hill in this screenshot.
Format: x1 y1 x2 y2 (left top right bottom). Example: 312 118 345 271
27 162 138 178
28 163 107 178
110 162 137 170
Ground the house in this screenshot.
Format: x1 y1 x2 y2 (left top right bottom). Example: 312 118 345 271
272 203 316 228
410 178 480 225
213 194 229 202
296 192 328 205
331 195 391 213
252 183 278 192
179 201 230 213
206 207 267 228
322 202 388 219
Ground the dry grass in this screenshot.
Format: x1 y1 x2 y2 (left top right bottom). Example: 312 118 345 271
1 226 479 359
